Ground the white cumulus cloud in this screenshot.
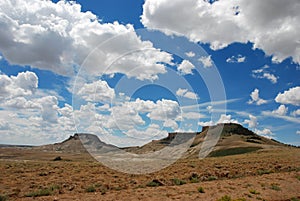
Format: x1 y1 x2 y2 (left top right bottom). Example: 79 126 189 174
142 0 300 64
217 114 239 124
275 86 300 106
0 71 38 99
226 55 246 63
147 99 181 121
272 105 288 116
291 109 300 117
176 88 198 100
177 60 195 75
0 0 172 80
198 55 213 68
252 65 278 84
255 128 274 139
198 121 214 127
77 80 115 103
163 119 178 130
185 51 195 58
125 124 168 140
248 88 267 105
243 114 258 129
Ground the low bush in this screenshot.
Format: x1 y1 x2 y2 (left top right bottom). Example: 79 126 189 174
249 189 260 195
270 184 281 191
257 169 273 175
146 179 163 187
217 195 246 201
0 195 7 201
197 186 205 193
25 189 51 197
86 185 96 193
172 178 186 185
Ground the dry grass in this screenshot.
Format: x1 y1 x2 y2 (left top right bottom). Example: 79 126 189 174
0 147 300 200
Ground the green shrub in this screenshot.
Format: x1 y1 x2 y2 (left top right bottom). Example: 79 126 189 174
249 189 260 194
208 176 217 181
197 186 205 193
25 189 51 197
217 195 232 201
86 185 96 193
257 169 273 175
25 184 61 197
53 156 62 161
217 195 246 201
146 181 159 187
146 180 163 187
270 184 281 191
49 184 61 191
172 178 186 185
190 173 199 183
0 195 7 201
190 177 199 183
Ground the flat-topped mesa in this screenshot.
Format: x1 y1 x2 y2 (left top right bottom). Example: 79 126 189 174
166 132 201 140
165 123 253 141
200 123 256 136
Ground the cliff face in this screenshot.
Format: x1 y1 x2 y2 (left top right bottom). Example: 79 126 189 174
165 132 200 141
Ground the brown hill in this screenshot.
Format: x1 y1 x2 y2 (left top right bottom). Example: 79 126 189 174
35 133 119 154
123 123 287 158
35 134 87 153
35 123 288 158
188 123 285 158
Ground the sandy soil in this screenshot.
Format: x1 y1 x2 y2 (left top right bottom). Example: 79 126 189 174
1 147 300 201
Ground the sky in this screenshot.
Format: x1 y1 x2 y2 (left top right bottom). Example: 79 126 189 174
0 0 299 147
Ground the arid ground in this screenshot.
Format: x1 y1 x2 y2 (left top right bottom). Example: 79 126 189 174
1 146 300 201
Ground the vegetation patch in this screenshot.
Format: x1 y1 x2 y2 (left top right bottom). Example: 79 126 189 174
146 179 163 187
0 195 8 201
53 156 62 161
257 169 274 175
207 176 218 181
270 183 281 191
217 195 246 201
85 185 96 193
172 178 186 185
25 184 61 197
197 186 205 193
189 173 200 183
249 189 260 195
209 147 262 157
25 189 52 197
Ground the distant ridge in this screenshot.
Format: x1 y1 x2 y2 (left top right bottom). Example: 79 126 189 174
0 144 34 148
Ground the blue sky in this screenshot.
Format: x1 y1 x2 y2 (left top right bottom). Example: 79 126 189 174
0 0 299 146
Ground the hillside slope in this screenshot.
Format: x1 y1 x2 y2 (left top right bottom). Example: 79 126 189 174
35 123 289 158
124 123 287 158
